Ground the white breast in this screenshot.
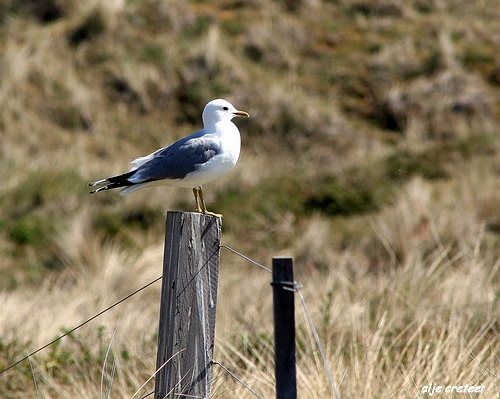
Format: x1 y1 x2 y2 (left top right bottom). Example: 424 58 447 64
175 120 241 188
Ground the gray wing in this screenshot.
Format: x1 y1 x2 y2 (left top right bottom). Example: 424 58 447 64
128 134 221 183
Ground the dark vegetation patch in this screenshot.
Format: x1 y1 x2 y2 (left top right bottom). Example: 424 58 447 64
305 180 381 216
348 2 403 17
67 11 106 47
5 0 66 23
108 76 146 114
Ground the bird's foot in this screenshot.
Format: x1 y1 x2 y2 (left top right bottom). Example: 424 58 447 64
193 187 222 217
201 210 223 218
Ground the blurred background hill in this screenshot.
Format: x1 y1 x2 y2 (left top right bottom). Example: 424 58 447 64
1 0 500 397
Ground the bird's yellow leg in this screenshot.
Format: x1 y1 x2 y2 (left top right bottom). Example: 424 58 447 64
193 188 203 213
198 187 222 218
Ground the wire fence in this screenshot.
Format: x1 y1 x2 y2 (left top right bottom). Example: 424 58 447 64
0 244 341 399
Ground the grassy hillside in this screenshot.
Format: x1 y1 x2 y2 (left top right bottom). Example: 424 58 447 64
1 0 500 397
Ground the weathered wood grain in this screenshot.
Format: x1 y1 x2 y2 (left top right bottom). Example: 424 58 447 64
155 211 222 399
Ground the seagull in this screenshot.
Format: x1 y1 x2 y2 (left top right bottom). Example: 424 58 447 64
88 99 249 217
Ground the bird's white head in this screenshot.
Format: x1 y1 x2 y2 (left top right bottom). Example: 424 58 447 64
202 99 250 127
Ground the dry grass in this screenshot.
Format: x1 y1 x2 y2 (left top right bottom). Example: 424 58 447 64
1 0 500 398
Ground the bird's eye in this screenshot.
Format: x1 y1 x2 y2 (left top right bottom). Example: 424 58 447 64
223 106 229 111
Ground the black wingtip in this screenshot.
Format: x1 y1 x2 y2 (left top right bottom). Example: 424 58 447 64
89 186 109 194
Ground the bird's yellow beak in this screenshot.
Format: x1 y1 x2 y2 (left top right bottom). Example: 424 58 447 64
234 110 250 118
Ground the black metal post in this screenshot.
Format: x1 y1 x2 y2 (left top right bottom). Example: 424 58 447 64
272 257 297 399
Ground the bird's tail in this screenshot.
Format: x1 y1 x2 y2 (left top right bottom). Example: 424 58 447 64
88 171 136 194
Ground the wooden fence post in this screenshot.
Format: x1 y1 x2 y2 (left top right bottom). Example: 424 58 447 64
272 257 297 399
154 211 222 399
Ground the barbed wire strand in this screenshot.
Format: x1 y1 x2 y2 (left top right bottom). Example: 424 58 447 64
212 360 264 399
220 245 271 273
0 276 163 375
